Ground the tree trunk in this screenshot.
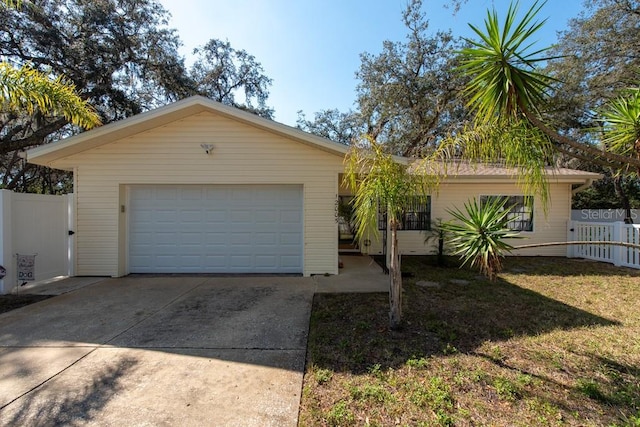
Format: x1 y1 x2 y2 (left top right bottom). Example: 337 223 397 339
388 216 403 330
613 175 634 224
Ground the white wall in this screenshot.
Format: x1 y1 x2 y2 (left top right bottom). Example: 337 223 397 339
0 190 72 294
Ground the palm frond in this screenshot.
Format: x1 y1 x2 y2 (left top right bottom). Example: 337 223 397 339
458 0 554 123
343 136 439 243
0 62 101 129
423 118 552 211
598 87 640 161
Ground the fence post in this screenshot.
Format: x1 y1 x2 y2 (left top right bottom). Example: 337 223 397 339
66 193 75 277
566 220 575 258
613 221 623 267
0 190 15 294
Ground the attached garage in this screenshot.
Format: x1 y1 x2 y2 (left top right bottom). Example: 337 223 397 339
128 184 303 274
25 96 347 277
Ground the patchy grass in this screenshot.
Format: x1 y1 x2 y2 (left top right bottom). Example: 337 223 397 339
300 257 640 426
0 294 53 314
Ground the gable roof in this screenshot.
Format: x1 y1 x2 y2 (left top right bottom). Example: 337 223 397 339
26 95 349 166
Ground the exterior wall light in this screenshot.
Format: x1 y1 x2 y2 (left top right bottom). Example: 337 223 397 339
200 144 214 155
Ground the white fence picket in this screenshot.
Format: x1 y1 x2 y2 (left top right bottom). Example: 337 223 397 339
569 220 640 269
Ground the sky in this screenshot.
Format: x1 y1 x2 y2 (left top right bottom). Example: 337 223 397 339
158 0 586 127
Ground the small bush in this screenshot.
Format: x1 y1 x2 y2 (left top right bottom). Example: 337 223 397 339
576 379 609 403
325 401 355 427
493 376 522 401
314 368 333 385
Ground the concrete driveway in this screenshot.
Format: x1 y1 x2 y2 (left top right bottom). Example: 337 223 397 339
0 276 315 426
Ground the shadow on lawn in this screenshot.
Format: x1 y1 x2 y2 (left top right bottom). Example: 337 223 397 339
307 269 619 373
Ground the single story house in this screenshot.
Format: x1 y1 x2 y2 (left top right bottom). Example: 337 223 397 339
26 96 601 277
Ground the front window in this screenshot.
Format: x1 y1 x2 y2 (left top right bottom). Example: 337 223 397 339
480 195 533 232
378 196 431 231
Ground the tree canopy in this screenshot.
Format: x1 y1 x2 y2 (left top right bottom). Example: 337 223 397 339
298 0 470 156
0 0 273 193
543 0 640 209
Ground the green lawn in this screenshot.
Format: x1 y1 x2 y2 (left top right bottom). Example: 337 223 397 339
300 257 640 426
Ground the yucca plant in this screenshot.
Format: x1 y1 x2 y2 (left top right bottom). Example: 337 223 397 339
456 0 640 172
441 197 522 281
599 86 640 164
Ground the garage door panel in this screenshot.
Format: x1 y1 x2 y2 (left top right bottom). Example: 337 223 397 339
180 210 203 223
230 189 252 202
155 210 178 223
281 211 302 224
178 255 201 267
204 256 226 268
204 232 227 245
256 209 278 223
255 232 277 245
255 255 277 268
230 255 252 267
154 232 177 244
131 208 153 222
180 232 203 245
230 232 252 246
280 232 302 245
129 185 303 273
281 256 302 268
205 210 227 223
230 210 252 223
181 188 202 200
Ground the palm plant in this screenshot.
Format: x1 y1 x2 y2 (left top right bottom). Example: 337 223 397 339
424 218 451 267
1 2 99 129
0 62 101 130
455 0 640 173
344 136 437 329
441 198 522 281
600 87 640 166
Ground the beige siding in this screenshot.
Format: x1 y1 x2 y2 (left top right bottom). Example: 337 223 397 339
365 182 572 257
52 112 343 277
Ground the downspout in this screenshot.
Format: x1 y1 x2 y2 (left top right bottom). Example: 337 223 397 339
572 179 595 196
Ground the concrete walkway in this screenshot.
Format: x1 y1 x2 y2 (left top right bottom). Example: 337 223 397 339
0 256 386 426
314 255 388 293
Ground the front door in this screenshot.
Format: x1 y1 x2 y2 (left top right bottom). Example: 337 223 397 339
337 196 359 253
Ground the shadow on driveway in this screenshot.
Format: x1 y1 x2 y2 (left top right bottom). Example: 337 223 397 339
0 276 314 426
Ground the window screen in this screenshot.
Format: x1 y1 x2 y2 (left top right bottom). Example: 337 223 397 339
480 195 533 232
378 196 431 231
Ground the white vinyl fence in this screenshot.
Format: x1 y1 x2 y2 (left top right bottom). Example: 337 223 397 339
0 190 74 294
567 221 640 269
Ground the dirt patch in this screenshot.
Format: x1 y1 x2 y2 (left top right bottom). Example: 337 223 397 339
0 294 54 314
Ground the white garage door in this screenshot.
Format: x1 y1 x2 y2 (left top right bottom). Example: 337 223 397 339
129 185 303 273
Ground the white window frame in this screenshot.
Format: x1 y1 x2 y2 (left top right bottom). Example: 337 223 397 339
479 195 534 233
